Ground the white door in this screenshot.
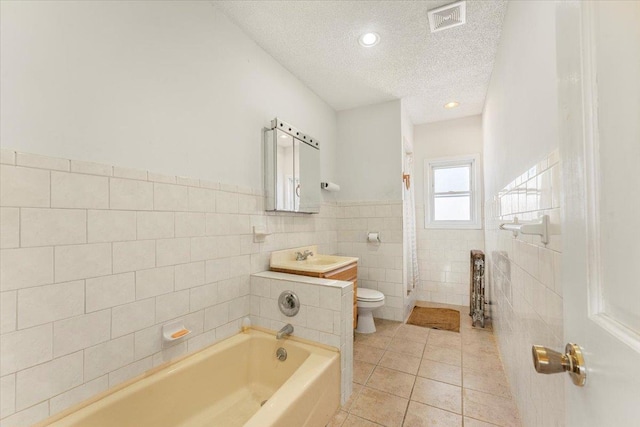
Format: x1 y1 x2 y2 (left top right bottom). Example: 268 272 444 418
557 1 640 425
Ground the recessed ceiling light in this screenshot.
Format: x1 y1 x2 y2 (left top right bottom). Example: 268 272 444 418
359 32 380 47
444 101 460 109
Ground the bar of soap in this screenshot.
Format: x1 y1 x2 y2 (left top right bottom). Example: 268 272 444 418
171 329 189 339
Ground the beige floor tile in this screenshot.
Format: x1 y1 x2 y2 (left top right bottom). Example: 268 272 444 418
387 337 426 358
395 324 430 343
461 329 495 345
411 377 462 414
373 319 402 337
344 382 363 411
347 316 519 427
327 410 349 427
461 339 499 355
379 350 421 375
365 366 416 399
342 414 384 427
350 387 408 427
403 401 462 427
355 333 392 350
461 352 503 372
417 359 462 386
354 344 385 364
463 417 501 427
423 344 462 367
462 367 511 398
426 330 462 350
354 360 376 385
463 389 520 427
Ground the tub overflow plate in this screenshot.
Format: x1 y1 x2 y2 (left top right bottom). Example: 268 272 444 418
278 291 300 317
276 347 287 361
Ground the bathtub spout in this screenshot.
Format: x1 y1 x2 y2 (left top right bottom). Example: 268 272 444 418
276 324 294 339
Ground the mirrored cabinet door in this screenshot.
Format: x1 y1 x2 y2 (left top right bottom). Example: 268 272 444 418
297 138 321 213
264 119 321 214
276 129 295 211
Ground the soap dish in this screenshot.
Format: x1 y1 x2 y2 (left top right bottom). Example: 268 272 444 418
162 321 191 342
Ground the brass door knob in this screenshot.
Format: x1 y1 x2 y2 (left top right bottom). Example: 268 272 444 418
532 343 587 386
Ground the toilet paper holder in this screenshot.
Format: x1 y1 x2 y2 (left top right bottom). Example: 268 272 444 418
367 232 381 243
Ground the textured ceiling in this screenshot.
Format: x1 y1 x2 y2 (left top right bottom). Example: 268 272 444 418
213 0 507 124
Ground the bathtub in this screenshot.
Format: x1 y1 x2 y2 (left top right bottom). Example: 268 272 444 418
38 329 340 427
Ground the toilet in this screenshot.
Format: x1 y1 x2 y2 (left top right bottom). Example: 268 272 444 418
355 288 385 334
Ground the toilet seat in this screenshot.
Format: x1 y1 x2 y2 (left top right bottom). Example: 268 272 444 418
357 288 385 302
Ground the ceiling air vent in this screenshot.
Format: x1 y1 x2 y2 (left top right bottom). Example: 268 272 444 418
428 1 467 33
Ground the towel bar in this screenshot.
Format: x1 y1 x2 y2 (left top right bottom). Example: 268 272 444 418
499 214 549 244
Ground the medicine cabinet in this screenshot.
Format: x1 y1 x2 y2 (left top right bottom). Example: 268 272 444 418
264 118 321 214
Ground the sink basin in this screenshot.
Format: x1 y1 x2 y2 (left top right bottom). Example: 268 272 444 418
270 246 358 274
304 256 347 266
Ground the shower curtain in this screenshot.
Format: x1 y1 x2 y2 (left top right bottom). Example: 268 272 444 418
403 151 420 294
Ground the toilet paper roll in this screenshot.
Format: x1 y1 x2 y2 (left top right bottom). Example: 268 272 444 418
321 182 341 192
367 232 381 243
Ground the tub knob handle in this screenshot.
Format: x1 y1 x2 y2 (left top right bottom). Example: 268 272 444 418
278 291 300 317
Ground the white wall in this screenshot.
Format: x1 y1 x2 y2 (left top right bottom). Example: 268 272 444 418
0 1 337 191
482 1 558 198
412 115 484 306
336 100 402 201
0 2 342 425
482 1 564 426
413 115 483 207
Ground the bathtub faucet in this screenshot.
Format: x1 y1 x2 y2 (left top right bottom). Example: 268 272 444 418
276 324 294 339
295 250 313 261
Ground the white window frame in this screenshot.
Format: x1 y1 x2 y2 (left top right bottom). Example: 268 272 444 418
424 154 482 229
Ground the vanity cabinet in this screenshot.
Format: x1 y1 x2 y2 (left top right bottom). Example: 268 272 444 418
271 262 358 328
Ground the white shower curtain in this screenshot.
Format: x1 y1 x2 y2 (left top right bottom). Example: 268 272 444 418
404 152 420 293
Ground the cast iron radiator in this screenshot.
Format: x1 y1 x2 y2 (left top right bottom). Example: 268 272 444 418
469 250 486 328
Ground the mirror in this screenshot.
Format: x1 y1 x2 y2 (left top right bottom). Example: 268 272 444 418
264 119 321 213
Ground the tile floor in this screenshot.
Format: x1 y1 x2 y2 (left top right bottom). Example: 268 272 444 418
328 303 521 427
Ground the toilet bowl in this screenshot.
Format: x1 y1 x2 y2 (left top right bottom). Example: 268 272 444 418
355 288 385 334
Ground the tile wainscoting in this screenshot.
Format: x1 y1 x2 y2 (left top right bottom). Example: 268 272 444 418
484 150 564 427
413 220 485 307
336 201 405 321
0 149 338 426
250 271 354 405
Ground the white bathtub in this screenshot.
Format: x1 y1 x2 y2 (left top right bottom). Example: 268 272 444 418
37 329 340 427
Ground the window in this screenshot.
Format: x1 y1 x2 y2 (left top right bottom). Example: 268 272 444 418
424 154 481 229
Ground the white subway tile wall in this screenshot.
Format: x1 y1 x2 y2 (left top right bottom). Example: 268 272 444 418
484 150 564 427
249 272 353 406
336 201 405 321
414 223 485 307
0 149 339 426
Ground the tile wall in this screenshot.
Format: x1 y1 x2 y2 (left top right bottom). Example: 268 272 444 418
336 201 405 321
484 150 564 426
0 149 338 426
413 219 485 307
249 271 354 405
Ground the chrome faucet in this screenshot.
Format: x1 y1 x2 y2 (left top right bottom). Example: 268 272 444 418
276 323 294 339
295 250 313 261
